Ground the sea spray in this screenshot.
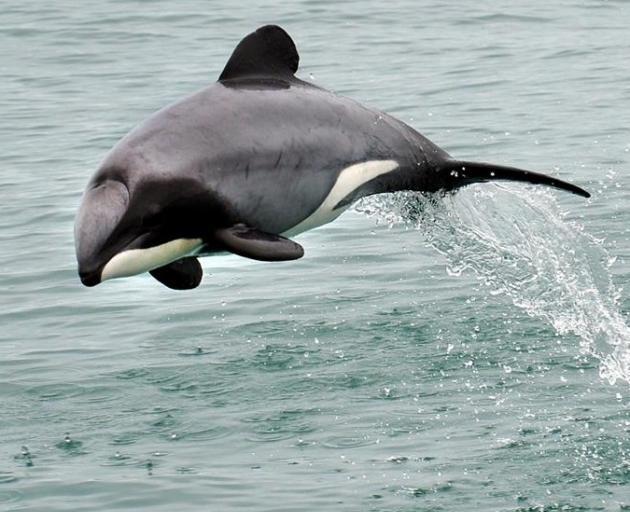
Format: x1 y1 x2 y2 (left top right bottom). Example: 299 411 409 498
355 185 630 385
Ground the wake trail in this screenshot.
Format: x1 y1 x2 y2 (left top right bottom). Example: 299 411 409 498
355 186 630 385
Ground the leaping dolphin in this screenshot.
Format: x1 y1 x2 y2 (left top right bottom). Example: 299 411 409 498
75 25 590 290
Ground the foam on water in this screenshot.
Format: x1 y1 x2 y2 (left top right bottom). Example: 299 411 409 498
356 185 630 385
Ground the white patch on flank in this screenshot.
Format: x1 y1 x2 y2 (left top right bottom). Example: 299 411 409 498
283 160 399 237
101 238 203 282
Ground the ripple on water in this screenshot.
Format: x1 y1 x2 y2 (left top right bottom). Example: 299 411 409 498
0 472 18 485
167 425 232 442
26 383 85 401
115 366 187 389
55 433 87 456
321 435 375 449
243 409 317 443
115 368 150 381
110 432 140 446
101 451 136 467
150 413 178 430
0 490 22 506
252 344 305 372
395 480 455 499
177 346 213 357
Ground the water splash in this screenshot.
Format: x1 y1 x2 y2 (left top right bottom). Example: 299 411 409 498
355 185 630 385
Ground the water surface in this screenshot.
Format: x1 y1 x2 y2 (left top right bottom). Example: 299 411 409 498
1 1 629 510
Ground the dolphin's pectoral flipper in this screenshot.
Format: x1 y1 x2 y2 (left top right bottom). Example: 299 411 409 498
214 224 304 262
149 257 203 290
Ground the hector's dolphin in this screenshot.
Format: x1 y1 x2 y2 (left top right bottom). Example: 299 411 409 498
75 25 590 290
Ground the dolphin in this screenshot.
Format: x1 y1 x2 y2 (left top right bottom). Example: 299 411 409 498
75 25 590 290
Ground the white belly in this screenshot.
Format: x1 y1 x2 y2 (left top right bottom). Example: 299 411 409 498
101 238 203 282
283 159 399 237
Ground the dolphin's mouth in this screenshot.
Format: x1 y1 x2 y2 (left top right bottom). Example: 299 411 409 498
77 231 155 287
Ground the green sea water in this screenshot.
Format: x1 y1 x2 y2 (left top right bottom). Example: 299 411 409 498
1 1 628 510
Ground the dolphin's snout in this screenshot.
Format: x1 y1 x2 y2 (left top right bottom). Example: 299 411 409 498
79 269 101 287
74 177 130 286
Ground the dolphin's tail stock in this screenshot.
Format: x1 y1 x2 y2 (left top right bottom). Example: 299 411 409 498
439 160 590 198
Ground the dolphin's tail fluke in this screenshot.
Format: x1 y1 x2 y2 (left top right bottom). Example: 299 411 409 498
441 160 590 198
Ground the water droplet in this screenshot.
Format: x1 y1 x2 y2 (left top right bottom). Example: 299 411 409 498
387 455 409 464
56 432 84 453
16 446 33 467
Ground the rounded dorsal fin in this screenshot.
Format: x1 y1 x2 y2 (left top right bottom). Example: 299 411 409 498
218 25 299 82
